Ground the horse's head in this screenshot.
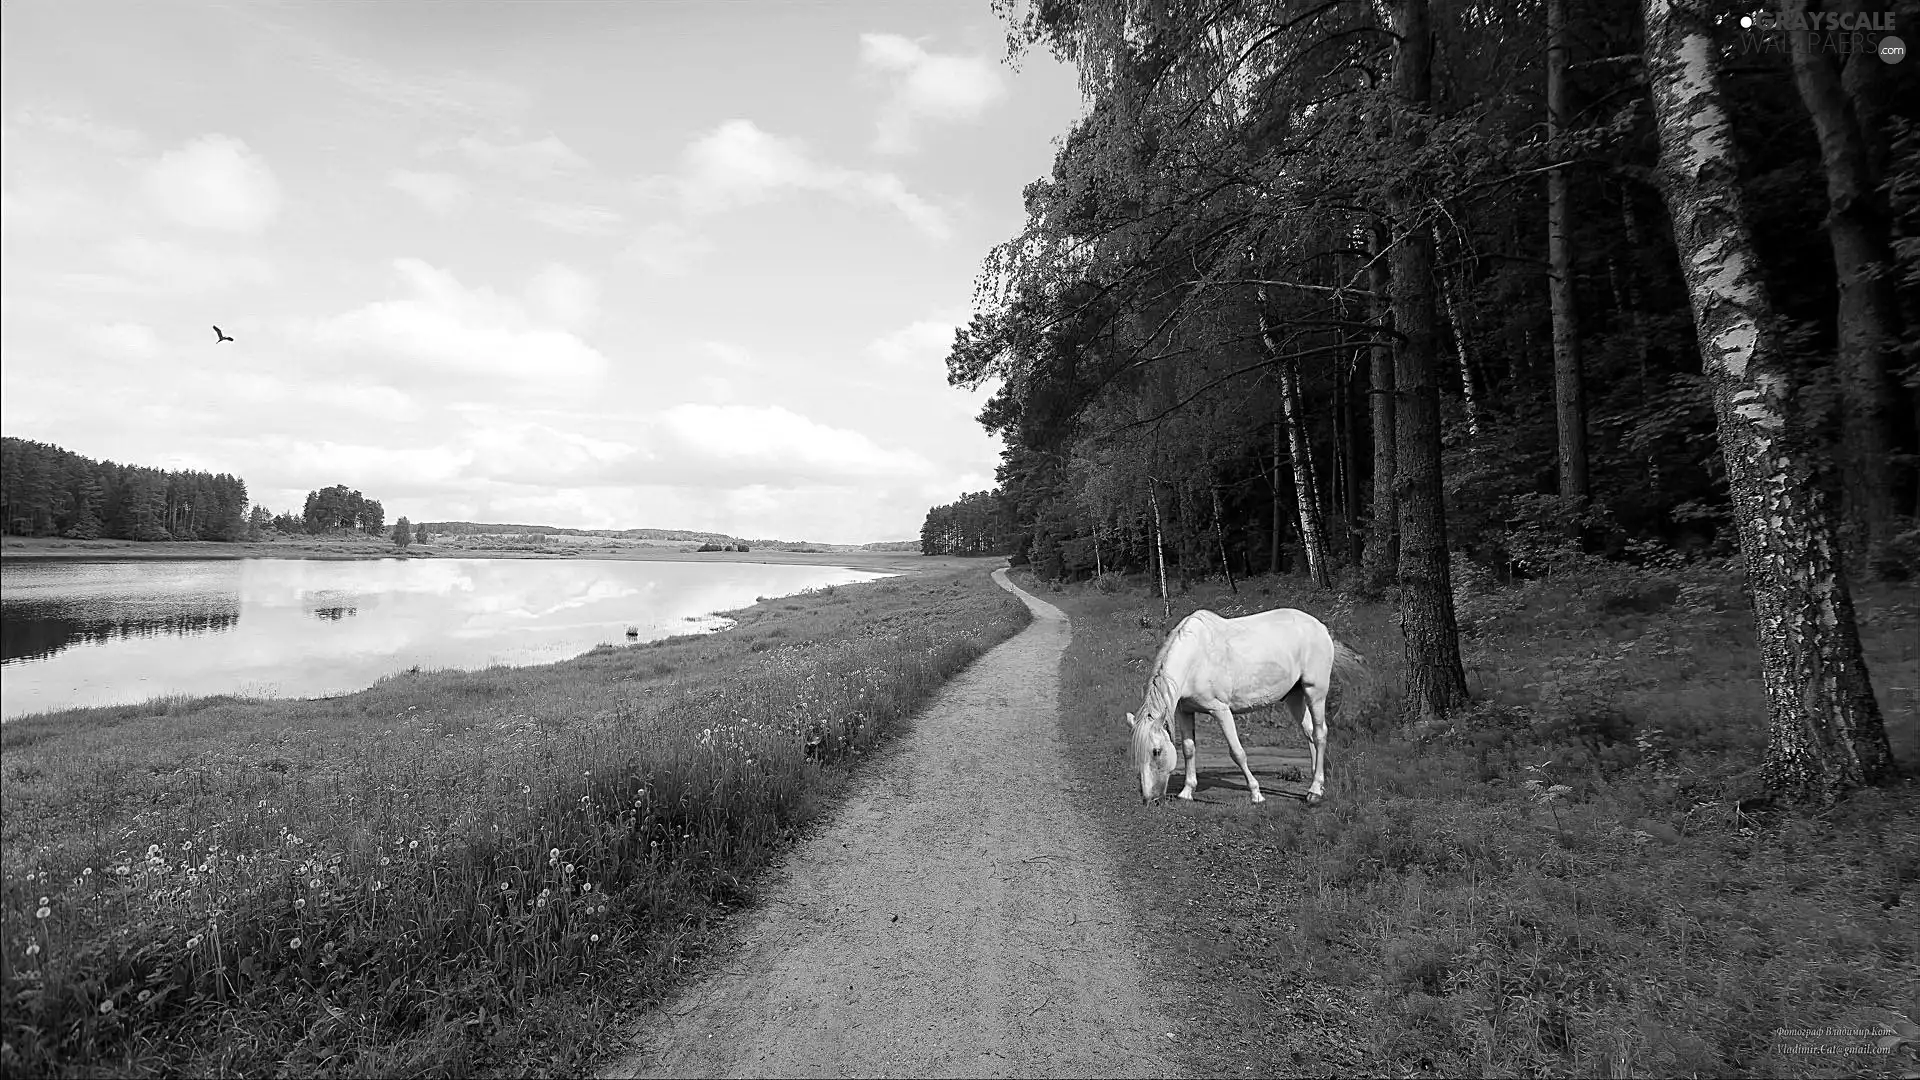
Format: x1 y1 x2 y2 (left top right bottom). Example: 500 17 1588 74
1125 710 1179 803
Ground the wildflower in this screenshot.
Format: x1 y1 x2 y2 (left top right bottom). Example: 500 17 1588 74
148 845 161 858
310 878 322 889
289 937 302 949
380 856 390 867
294 898 306 910
116 866 130 877
564 863 575 875
500 882 511 892
187 936 202 949
82 867 93 877
36 906 50 920
138 990 152 1003
100 1000 115 1015
550 848 561 862
590 934 601 943
25 943 40 957
536 896 548 909
39 896 49 906
408 840 419 850
582 882 593 893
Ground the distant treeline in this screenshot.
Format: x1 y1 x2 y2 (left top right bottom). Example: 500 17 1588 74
1 437 249 541
919 491 1003 557
423 521 859 550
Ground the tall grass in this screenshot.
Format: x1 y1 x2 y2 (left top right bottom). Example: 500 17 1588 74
0 568 1029 1077
1043 556 1920 1079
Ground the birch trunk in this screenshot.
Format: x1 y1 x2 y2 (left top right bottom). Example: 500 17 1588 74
1257 280 1333 588
1149 480 1171 621
1643 0 1893 802
1442 280 1481 442
1784 0 1903 567
1212 481 1237 594
1390 0 1469 723
1548 0 1590 515
1365 221 1399 590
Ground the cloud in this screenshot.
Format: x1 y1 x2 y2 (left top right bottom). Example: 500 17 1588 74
621 220 714 276
654 403 934 482
867 312 965 367
525 263 599 329
98 236 275 294
145 135 282 232
82 322 160 356
390 169 469 216
526 200 625 235
696 341 758 369
304 258 609 387
13 106 146 154
858 34 1008 154
447 133 589 180
648 120 950 239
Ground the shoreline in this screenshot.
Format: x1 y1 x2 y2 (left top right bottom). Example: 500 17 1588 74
0 536 983 576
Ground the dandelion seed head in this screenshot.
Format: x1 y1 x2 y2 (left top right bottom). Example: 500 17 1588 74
289 937 302 949
138 990 152 1003
100 1000 115 1014
294 898 306 909
36 906 51 919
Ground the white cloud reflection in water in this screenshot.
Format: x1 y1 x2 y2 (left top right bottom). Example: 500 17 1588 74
0 558 889 719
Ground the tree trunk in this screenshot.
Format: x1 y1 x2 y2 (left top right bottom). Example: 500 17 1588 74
1258 280 1333 588
1548 0 1590 518
1271 421 1287 575
1212 481 1237 594
1390 0 1469 724
1344 347 1366 565
1365 221 1399 590
1442 279 1481 442
1643 0 1893 803
1784 0 1903 568
1149 480 1171 621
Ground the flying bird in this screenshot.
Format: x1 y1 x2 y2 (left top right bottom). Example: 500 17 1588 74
213 326 234 343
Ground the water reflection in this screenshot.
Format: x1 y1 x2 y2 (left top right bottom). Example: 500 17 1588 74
1 557 890 719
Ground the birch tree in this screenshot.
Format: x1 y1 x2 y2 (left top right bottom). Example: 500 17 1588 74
1642 0 1893 801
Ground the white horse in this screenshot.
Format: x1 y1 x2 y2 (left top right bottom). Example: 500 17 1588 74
1125 608 1366 806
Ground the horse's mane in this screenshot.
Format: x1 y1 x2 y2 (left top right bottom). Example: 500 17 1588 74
1137 613 1212 739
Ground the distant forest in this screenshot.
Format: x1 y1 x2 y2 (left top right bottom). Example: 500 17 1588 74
0 437 397 541
1 437 251 542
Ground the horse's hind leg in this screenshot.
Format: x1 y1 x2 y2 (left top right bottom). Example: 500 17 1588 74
1302 685 1329 806
1211 707 1264 804
1175 709 1200 801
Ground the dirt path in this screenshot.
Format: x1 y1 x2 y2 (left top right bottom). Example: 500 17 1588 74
601 569 1179 1079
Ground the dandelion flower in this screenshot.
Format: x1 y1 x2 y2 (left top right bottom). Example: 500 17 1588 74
187 935 202 949
500 882 511 892
36 906 51 919
100 1000 115 1015
564 863 575 875
549 848 561 861
582 883 593 893
408 840 419 850
294 898 306 910
289 937 302 949
537 897 548 909
590 934 601 943
138 990 152 1003
380 856 391 867
83 867 93 876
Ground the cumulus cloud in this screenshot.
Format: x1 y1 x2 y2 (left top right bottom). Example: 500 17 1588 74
858 34 1008 154
867 311 966 367
98 236 275 294
145 134 282 232
653 403 934 482
390 169 469 216
620 219 714 276
304 258 609 387
525 263 599 329
645 119 949 239
526 200 624 235
447 133 589 180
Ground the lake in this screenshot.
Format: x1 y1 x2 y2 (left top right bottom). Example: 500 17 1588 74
0 557 892 720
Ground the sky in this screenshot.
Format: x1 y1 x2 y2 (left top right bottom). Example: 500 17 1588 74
0 0 1084 544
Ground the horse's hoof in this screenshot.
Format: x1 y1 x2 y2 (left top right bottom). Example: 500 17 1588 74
1249 792 1265 804
1176 790 1196 801
1304 792 1323 807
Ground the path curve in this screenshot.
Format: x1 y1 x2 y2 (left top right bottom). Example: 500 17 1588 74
602 568 1178 1079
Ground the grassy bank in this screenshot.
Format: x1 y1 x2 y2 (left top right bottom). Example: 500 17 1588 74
0 534 970 575
0 568 1029 1077
1035 559 1920 1079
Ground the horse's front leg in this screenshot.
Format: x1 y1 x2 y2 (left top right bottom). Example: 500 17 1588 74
1212 707 1264 804
1175 709 1199 800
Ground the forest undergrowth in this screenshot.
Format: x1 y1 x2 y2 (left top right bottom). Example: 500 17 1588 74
1039 552 1920 1079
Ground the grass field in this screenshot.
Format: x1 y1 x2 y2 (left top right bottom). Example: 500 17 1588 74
0 567 1029 1077
1032 558 1920 1079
